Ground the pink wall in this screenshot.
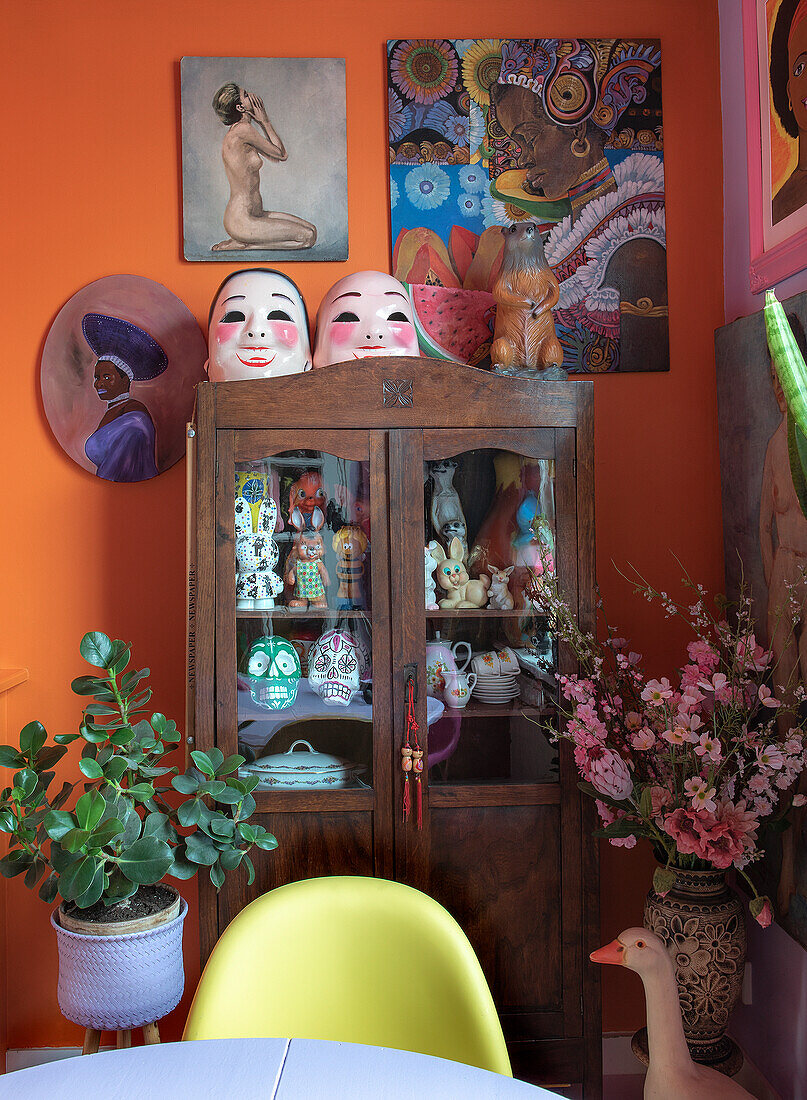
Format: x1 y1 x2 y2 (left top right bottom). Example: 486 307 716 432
720 3 807 1095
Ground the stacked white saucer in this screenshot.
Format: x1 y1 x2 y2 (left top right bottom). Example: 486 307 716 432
472 671 520 703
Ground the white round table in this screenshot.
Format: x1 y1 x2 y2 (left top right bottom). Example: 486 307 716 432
0 1037 564 1098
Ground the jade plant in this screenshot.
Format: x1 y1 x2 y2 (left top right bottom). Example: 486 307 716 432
0 632 276 911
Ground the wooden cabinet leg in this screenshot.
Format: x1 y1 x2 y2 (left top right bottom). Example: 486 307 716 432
116 1029 132 1048
142 1022 160 1045
82 1028 101 1055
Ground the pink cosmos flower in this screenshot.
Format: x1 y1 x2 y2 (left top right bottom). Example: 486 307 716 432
756 745 785 770
690 780 717 813
610 835 637 848
698 672 728 695
695 732 722 763
624 711 642 732
684 776 708 806
662 726 686 746
736 635 770 672
758 685 781 708
587 745 633 800
642 678 673 705
630 728 656 750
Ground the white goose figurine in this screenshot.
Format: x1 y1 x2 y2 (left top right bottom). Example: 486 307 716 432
591 928 752 1100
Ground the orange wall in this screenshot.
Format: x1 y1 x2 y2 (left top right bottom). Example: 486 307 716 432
1 0 723 1047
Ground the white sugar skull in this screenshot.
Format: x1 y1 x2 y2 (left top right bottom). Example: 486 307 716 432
308 629 361 707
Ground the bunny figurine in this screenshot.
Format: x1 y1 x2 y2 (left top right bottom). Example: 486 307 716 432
487 565 515 611
425 541 440 610
432 538 490 609
235 493 284 610
286 509 330 609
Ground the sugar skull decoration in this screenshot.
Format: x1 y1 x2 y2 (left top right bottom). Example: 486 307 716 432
313 271 421 367
235 480 283 610
246 636 301 710
308 628 363 707
207 269 311 381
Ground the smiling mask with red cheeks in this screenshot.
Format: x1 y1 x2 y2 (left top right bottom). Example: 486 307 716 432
313 271 420 368
207 269 311 381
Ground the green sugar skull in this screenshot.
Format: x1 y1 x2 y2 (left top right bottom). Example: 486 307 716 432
247 636 301 710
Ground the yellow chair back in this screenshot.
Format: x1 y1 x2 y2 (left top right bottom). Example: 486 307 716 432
183 875 512 1077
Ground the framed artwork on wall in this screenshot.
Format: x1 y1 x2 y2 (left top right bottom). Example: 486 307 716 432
387 38 668 373
715 292 807 949
743 0 807 292
180 57 348 262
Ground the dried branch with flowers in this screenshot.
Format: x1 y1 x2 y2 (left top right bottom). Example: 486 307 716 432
532 562 807 927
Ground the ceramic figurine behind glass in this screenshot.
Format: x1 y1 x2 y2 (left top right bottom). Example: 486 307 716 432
432 538 490 609
429 459 468 560
207 269 311 381
332 525 369 610
425 541 440 610
313 271 420 367
287 470 327 532
234 488 283 610
286 509 329 609
487 565 515 610
246 636 301 709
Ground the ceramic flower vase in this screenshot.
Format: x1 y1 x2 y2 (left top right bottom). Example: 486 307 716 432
632 867 746 1076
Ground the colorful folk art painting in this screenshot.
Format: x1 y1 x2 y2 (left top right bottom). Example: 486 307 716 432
387 39 668 373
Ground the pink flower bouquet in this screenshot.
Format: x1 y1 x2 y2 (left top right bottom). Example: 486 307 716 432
535 563 807 927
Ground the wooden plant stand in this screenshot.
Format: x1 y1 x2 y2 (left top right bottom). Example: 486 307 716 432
82 1021 160 1054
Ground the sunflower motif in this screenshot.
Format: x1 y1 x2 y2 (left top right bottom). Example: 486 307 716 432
492 198 534 225
462 39 503 107
405 163 451 210
391 40 458 106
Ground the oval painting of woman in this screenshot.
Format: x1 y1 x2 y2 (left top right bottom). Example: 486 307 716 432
41 275 207 482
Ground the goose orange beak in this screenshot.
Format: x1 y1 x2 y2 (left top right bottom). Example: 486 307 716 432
590 938 624 965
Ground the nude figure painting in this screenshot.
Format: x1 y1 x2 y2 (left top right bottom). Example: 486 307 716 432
716 291 807 949
181 57 347 262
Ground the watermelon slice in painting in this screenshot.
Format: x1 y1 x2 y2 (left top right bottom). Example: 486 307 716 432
407 284 496 367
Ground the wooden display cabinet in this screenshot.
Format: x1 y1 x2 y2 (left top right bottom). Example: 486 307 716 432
188 358 600 1096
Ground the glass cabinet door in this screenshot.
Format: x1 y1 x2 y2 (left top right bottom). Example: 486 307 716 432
216 430 387 805
423 440 564 788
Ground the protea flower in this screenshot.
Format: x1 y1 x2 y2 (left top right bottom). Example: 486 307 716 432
588 745 633 800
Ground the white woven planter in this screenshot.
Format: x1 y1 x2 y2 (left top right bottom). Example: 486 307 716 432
51 897 188 1030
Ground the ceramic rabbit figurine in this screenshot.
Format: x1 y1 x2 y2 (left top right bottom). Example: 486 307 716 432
235 494 283 610
487 565 515 610
432 538 490 609
286 510 330 609
425 541 440 610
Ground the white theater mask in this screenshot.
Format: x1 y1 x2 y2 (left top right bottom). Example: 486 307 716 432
313 271 420 368
207 269 311 381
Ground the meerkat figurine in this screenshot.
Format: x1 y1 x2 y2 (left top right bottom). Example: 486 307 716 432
491 222 567 380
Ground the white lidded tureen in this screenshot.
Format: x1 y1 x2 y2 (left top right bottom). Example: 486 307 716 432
240 739 365 790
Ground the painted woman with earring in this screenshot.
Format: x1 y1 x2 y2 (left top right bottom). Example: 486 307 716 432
771 0 807 223
490 80 618 226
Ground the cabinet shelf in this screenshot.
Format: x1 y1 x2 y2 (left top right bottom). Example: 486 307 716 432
441 702 554 719
427 608 545 619
237 608 370 621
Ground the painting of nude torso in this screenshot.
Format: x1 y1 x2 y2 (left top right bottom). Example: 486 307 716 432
716 292 807 949
387 38 667 373
41 275 207 483
181 57 347 262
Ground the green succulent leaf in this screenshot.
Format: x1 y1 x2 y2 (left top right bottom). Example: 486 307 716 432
254 832 279 852
88 818 125 849
190 751 215 778
50 845 81 874
177 799 202 828
38 873 58 904
219 848 243 871
74 861 107 909
212 785 245 806
209 815 235 839
0 850 33 878
185 833 219 866
0 745 24 768
209 861 225 890
76 790 106 832
103 867 138 902
0 810 16 834
44 810 77 841
237 822 256 844
80 632 115 669
14 769 39 799
20 722 47 759
102 757 128 783
166 849 197 880
24 857 47 890
51 782 73 810
53 734 80 746
71 675 105 696
80 724 108 744
218 754 244 776
115 837 173 885
59 855 99 901
243 854 255 886
34 746 67 770
79 758 104 780
62 828 92 854
142 811 178 844
198 780 226 799
127 783 155 802
109 726 135 747
172 772 201 795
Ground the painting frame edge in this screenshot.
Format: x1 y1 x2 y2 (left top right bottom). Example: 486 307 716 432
743 0 807 292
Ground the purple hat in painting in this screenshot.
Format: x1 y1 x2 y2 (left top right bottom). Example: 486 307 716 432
81 313 168 382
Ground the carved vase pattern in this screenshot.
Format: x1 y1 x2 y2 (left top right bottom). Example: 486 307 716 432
642 867 745 1071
